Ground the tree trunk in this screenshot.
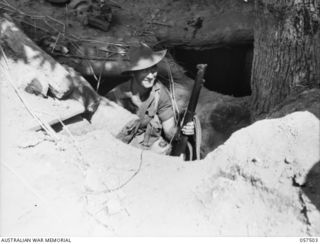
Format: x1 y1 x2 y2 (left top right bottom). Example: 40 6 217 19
250 0 320 119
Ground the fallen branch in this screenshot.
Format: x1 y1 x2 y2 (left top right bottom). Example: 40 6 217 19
147 21 173 27
0 3 130 48
52 52 126 61
0 45 59 141
34 108 89 175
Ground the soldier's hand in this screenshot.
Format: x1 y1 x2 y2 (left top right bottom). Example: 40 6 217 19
181 121 195 135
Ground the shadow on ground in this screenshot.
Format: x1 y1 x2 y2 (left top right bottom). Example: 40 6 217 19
303 161 320 212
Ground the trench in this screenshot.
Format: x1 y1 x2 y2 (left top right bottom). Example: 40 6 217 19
50 43 254 160
6 0 255 161
86 43 254 98
171 44 253 97
70 44 254 159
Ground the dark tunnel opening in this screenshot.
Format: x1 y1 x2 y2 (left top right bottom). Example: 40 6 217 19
84 74 129 96
171 44 253 97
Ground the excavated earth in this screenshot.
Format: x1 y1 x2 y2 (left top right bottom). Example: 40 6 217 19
0 0 320 237
3 0 254 156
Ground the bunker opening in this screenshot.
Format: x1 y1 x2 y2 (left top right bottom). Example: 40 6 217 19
83 67 132 96
171 44 253 97
46 43 253 161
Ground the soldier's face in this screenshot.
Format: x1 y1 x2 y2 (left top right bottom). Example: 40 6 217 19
134 66 158 89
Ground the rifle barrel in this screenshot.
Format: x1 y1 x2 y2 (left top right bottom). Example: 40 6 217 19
171 64 207 158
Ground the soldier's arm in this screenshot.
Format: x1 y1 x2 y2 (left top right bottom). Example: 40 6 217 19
162 117 195 142
162 117 177 141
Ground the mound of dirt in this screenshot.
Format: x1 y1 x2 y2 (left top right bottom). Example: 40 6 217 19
201 111 320 236
1 0 319 237
1 85 319 236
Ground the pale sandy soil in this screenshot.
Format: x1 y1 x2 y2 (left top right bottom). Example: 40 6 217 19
0 0 319 237
1 65 319 235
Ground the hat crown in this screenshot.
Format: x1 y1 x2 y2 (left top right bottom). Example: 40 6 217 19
127 44 154 63
124 43 167 72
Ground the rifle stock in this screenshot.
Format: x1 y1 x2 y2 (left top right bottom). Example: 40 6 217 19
171 64 207 158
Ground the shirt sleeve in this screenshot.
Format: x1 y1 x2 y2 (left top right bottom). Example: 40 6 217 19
157 85 174 122
105 89 117 102
105 81 129 105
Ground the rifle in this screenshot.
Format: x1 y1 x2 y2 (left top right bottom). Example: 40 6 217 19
171 64 207 158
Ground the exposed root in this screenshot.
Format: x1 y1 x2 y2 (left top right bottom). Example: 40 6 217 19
85 149 145 195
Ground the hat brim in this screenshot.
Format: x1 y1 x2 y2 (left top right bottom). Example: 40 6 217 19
124 49 167 72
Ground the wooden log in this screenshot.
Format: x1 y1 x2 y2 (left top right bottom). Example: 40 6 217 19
0 14 137 135
90 97 139 137
0 15 72 99
0 15 99 131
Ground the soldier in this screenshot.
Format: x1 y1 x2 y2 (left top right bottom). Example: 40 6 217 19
105 44 194 154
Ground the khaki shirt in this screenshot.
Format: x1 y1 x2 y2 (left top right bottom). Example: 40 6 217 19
106 79 174 148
